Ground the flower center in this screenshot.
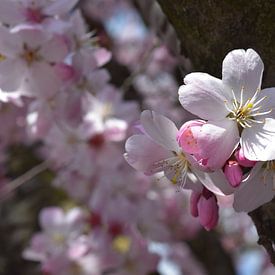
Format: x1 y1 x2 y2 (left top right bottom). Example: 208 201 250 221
152 151 190 189
225 87 271 128
21 44 41 66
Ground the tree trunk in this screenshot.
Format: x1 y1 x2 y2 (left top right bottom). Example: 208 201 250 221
156 0 275 86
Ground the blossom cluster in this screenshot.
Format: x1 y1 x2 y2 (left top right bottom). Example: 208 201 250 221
0 1 205 274
0 0 273 274
125 48 275 230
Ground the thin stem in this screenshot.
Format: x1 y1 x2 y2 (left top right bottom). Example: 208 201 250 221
0 161 49 201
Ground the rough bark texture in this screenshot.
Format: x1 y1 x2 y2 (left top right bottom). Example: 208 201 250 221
156 0 275 266
156 0 275 86
187 230 236 275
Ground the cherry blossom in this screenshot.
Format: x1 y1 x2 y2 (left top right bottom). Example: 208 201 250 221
125 110 234 195
179 49 275 165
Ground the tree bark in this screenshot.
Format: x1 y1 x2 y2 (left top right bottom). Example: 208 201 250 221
156 0 275 86
156 0 275 265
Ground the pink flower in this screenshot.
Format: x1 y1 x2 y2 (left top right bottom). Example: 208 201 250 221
0 0 78 25
0 25 68 97
125 110 234 195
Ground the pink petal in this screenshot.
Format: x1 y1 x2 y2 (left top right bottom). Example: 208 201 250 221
197 119 240 169
124 134 172 175
140 110 179 151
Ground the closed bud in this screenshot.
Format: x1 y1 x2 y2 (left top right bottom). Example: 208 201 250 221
224 160 243 187
197 189 219 231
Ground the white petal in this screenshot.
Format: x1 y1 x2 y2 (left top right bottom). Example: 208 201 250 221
140 110 179 151
40 35 68 63
12 25 49 48
222 49 264 101
258 88 275 119
43 0 78 15
22 63 62 98
241 118 275 161
39 207 64 232
0 1 24 25
124 134 172 175
179 73 229 120
233 170 275 212
0 26 21 57
194 169 235 196
197 119 240 169
0 59 25 92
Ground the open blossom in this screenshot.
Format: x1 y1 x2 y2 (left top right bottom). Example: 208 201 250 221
233 161 275 212
179 49 275 167
0 0 78 25
23 207 86 261
125 110 234 196
0 25 68 97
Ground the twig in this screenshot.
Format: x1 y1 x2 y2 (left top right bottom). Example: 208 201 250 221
0 161 49 202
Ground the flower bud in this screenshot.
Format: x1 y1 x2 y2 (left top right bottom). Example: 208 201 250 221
177 120 205 154
224 160 243 187
235 148 256 167
197 190 219 231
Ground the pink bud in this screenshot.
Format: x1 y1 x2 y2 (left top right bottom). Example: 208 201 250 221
224 160 243 187
177 120 205 154
177 120 210 171
197 190 219 231
190 191 201 217
235 148 256 167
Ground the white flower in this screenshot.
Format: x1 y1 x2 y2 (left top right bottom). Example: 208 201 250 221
179 49 275 165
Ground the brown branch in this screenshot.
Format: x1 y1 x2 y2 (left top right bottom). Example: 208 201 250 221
187 229 236 275
248 198 275 265
156 0 275 87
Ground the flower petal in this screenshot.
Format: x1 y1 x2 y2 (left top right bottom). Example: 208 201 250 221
0 1 24 25
178 73 229 120
258 88 275 119
241 118 275 161
140 110 179 151
233 170 275 212
222 49 264 101
194 169 235 196
39 207 64 232
124 134 172 175
197 119 240 169
0 59 25 92
43 0 78 15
